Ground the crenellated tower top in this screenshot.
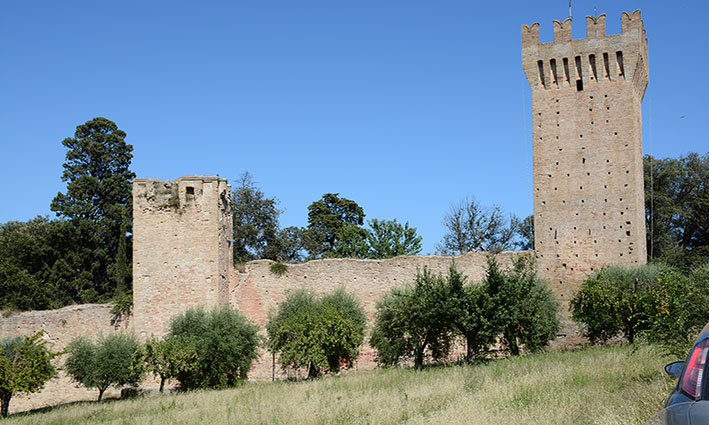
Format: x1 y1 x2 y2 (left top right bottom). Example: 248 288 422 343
522 10 648 99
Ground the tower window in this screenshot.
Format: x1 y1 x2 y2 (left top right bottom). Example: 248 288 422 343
186 186 195 195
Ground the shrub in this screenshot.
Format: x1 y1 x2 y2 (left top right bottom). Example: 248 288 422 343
169 305 259 390
269 262 288 276
267 288 366 378
570 263 668 344
370 268 453 368
65 332 142 401
644 266 709 357
0 332 57 417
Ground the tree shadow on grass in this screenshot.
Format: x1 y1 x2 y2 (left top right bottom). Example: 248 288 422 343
8 396 123 419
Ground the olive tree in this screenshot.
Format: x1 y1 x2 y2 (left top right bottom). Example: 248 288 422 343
370 268 453 368
169 306 259 390
0 332 57 417
64 332 142 401
267 288 366 378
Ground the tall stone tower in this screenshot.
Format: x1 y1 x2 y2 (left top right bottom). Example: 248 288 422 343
132 176 233 338
522 11 648 302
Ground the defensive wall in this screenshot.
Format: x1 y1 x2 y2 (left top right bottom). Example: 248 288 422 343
0 304 129 413
0 251 523 413
0 10 648 414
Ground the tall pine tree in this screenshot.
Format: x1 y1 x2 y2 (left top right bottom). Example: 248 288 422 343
51 117 135 300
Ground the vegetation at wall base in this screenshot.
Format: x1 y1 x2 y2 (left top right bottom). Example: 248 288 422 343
267 287 366 378
168 306 259 389
0 332 57 418
371 256 559 367
65 332 142 401
2 345 676 424
570 263 709 357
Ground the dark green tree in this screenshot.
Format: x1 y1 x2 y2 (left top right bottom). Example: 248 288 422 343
307 193 365 257
370 268 453 368
331 224 370 259
64 332 142 401
0 332 57 417
486 255 560 355
443 264 496 362
232 172 282 263
50 117 135 299
569 263 700 348
0 217 81 310
436 198 515 255
169 306 259 389
645 153 709 268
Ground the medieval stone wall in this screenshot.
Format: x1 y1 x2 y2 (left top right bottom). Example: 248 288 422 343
132 176 233 340
231 251 526 379
0 304 128 413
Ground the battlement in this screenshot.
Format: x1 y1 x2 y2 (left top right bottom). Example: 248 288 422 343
523 10 649 302
522 10 648 98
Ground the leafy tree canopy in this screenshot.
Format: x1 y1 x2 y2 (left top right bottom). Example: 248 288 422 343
267 288 366 378
0 332 57 417
65 332 142 401
169 306 259 390
370 268 453 368
232 172 282 263
307 193 365 256
645 153 709 268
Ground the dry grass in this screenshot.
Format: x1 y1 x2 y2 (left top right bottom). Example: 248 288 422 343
6 345 676 425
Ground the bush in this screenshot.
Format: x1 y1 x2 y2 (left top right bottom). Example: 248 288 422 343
370 268 453 368
65 332 142 401
570 264 668 344
644 265 709 357
267 288 366 378
169 305 259 390
0 332 57 417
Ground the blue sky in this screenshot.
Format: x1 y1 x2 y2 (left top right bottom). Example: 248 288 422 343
1 1 707 254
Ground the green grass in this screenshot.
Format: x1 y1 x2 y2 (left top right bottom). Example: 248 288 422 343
7 345 676 425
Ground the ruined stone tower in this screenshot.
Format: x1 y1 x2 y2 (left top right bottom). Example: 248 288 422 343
522 11 648 302
132 176 233 338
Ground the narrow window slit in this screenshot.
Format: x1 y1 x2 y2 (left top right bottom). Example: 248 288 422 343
602 52 611 80
550 58 559 87
537 60 547 88
616 51 625 78
589 54 597 81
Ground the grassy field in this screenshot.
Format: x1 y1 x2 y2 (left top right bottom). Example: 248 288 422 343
7 345 676 425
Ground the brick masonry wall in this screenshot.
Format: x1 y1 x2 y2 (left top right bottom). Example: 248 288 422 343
132 176 232 340
0 304 129 414
231 251 527 379
522 10 648 306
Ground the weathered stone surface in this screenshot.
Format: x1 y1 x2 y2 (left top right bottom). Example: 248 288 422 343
0 304 128 413
522 10 648 305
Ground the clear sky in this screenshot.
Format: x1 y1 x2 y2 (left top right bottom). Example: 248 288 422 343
1 0 707 254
